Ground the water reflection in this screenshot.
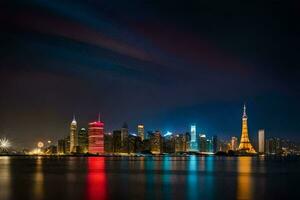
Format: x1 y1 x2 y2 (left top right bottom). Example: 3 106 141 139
187 156 198 200
0 157 11 200
145 157 155 200
86 157 107 200
205 156 214 199
33 157 44 200
162 157 172 199
237 157 253 200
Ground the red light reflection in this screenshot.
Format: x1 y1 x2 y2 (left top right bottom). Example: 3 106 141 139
86 157 107 200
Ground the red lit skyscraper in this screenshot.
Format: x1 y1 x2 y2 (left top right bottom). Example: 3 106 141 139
88 115 104 154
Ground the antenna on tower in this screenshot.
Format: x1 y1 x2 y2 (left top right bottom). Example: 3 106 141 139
243 103 247 117
98 112 101 122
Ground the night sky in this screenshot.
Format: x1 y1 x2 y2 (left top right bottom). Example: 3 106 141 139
0 0 299 148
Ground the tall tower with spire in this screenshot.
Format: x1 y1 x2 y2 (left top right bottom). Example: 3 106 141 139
238 104 256 153
70 114 78 153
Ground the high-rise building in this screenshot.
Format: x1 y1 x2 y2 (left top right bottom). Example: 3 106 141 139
212 135 218 153
189 125 198 151
163 133 175 153
64 136 70 154
88 115 104 154
258 129 265 153
78 128 88 153
175 134 187 152
199 134 207 152
112 130 122 153
231 137 238 151
121 122 129 153
238 104 256 153
266 137 282 155
57 139 66 154
150 131 161 154
206 139 213 153
104 132 113 153
137 124 145 141
70 115 78 153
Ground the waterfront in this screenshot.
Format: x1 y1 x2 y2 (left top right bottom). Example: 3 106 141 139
0 156 299 200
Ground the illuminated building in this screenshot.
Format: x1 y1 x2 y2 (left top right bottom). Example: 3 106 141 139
266 137 282 155
238 105 256 154
258 129 265 154
188 125 198 151
137 124 145 141
104 132 113 153
112 130 122 153
121 122 129 153
212 135 218 153
150 131 161 154
163 132 175 153
70 115 78 153
207 138 213 152
88 115 104 154
78 128 88 153
199 134 207 152
175 134 187 152
128 134 139 153
45 145 57 155
57 139 66 154
231 137 238 151
64 136 70 154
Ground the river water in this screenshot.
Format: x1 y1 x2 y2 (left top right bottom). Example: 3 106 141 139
0 156 299 200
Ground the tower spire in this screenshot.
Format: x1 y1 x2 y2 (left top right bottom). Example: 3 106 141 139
73 113 76 121
243 104 247 118
98 113 101 122
238 103 256 154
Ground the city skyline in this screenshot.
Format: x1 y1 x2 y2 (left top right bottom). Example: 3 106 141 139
1 104 298 151
1 1 299 149
0 1 299 200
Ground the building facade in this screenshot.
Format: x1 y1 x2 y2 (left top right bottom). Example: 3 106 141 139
258 129 265 153
137 124 145 141
150 131 161 154
231 137 238 151
88 117 104 154
189 125 198 151
112 130 122 153
70 115 78 153
78 128 88 153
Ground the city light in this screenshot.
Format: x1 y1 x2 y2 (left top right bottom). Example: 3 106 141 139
164 131 173 137
37 141 44 148
0 137 10 151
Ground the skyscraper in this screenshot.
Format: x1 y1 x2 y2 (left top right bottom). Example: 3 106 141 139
137 124 145 141
212 135 218 153
258 129 265 154
189 125 198 151
78 128 88 153
112 130 122 153
57 139 66 154
121 122 129 153
199 134 207 152
231 137 238 151
104 132 113 153
238 105 256 153
150 130 161 154
175 134 187 152
70 115 77 153
88 115 104 154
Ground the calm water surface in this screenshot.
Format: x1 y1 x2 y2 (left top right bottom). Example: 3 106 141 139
0 156 299 200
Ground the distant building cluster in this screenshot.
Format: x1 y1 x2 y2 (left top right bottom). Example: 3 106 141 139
10 105 299 156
